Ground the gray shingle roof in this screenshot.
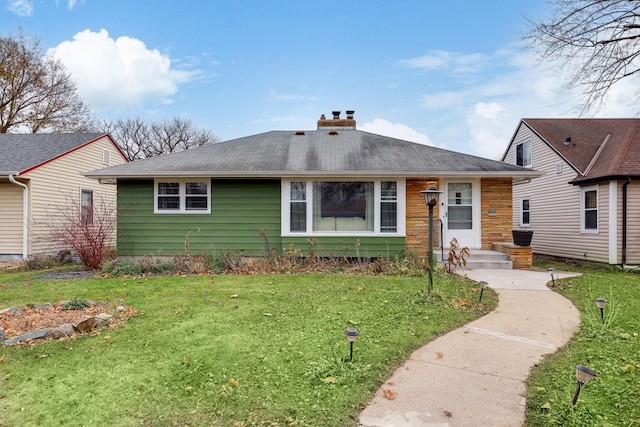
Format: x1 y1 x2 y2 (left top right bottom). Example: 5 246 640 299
86 129 536 178
0 133 107 175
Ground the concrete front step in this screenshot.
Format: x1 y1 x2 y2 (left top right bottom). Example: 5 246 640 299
437 249 513 270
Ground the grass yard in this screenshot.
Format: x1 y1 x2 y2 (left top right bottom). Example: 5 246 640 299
0 268 495 427
525 265 640 427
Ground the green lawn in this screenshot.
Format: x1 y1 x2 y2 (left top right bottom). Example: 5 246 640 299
525 266 640 427
0 269 494 427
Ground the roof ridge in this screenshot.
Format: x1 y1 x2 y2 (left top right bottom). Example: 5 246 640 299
583 134 610 176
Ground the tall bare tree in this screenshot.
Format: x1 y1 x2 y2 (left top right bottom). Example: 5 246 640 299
526 0 640 112
0 32 91 133
97 117 219 160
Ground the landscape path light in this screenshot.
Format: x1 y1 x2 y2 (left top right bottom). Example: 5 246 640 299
345 327 359 361
420 181 442 293
595 298 608 324
547 267 556 286
572 365 597 405
478 281 488 302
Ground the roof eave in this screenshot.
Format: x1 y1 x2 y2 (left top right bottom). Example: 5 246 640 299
85 170 542 180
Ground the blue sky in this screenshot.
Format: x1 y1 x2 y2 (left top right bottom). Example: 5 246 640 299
2 0 637 159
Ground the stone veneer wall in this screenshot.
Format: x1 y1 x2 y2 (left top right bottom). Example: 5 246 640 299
405 178 440 257
480 177 513 250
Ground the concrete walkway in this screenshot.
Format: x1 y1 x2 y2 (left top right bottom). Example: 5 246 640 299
358 268 582 427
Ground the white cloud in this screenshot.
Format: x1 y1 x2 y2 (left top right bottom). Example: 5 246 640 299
360 118 433 146
7 0 33 16
266 90 319 102
466 102 515 160
46 29 200 112
399 50 488 75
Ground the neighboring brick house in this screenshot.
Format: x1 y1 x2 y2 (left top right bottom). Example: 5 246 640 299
503 118 640 266
86 111 537 265
0 133 128 261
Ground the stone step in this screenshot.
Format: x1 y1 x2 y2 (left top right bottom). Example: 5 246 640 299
436 249 513 270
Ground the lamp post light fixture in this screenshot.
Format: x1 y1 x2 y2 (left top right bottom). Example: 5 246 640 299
478 281 488 302
572 365 597 405
595 298 608 324
345 327 359 361
420 181 442 293
547 267 556 287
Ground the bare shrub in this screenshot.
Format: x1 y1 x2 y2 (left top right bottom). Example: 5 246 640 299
46 193 116 269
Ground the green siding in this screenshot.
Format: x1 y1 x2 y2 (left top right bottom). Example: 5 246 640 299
281 237 405 258
117 179 282 256
116 179 406 258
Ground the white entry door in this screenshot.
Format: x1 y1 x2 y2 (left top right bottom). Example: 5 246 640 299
441 180 480 249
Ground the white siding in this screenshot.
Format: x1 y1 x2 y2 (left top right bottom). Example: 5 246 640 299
0 182 24 255
22 136 127 256
508 125 611 263
623 182 640 265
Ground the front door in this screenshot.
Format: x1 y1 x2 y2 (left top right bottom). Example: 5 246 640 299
441 180 480 249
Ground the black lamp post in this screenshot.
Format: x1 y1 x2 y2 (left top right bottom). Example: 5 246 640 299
572 365 597 405
595 298 608 324
345 327 359 361
420 181 442 293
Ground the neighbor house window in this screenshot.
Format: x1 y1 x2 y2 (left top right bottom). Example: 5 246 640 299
155 179 211 213
582 186 598 232
521 198 530 226
516 139 532 167
282 180 405 235
80 189 93 225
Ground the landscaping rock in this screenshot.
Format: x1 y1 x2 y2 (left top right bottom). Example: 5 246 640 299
0 306 19 315
47 323 75 339
95 313 113 322
74 317 98 333
4 330 48 345
0 328 5 345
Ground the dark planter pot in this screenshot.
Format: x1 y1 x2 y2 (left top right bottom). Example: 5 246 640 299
512 230 533 247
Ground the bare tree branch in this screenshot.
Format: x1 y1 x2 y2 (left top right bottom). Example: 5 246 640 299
0 32 91 133
526 0 640 113
96 117 219 160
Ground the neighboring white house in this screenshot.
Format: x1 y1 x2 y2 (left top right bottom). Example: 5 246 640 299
503 118 640 266
0 133 128 261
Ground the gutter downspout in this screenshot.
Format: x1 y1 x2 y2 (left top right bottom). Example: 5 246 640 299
622 177 631 267
8 175 29 261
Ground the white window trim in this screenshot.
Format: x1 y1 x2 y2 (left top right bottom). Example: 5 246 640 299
581 185 598 233
102 149 111 166
154 178 211 214
80 188 94 224
515 138 532 168
519 197 531 227
281 178 406 236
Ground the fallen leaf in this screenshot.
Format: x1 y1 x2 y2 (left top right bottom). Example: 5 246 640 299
387 381 394 385
229 378 239 387
443 410 453 417
382 389 397 400
436 352 444 359
104 335 111 340
323 377 336 384
541 402 551 410
0 355 6 363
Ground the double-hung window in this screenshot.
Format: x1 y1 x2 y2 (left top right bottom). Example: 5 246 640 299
521 198 530 227
582 186 598 232
80 189 94 225
516 139 532 167
155 179 211 214
283 179 405 235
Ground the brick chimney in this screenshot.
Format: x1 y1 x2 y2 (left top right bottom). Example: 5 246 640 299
317 110 356 129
